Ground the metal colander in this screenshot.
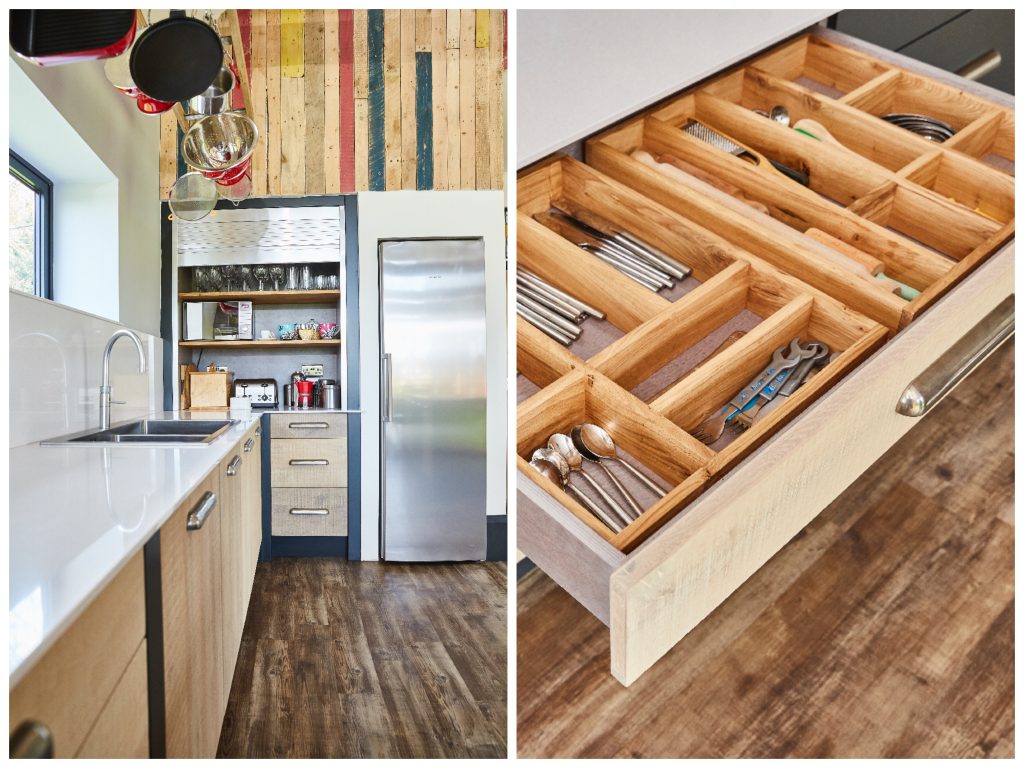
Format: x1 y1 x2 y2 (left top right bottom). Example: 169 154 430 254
169 172 219 221
181 113 258 173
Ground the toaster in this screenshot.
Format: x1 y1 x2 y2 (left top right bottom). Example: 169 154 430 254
234 378 278 408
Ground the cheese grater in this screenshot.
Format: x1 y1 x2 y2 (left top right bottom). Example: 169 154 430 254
681 119 810 186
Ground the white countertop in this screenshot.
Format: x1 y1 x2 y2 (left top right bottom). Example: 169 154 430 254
517 10 833 167
9 410 262 687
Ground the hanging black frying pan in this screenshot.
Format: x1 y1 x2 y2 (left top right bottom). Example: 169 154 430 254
129 10 223 103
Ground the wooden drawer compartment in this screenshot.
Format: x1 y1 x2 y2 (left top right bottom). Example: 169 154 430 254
270 412 347 439
10 552 146 758
271 438 347 487
272 487 348 536
517 29 1014 686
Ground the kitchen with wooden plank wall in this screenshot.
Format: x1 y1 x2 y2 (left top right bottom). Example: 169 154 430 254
9 8 507 760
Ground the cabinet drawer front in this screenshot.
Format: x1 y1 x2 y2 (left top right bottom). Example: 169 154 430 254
271 438 347 487
271 413 347 439
10 552 146 758
75 640 149 758
607 243 1013 685
272 487 348 536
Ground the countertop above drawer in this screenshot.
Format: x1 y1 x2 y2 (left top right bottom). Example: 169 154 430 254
517 9 833 166
9 411 261 687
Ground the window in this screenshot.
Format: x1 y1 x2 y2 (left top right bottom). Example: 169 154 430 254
9 151 52 299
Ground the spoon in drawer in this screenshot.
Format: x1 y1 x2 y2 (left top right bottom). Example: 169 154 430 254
529 451 625 532
549 432 643 520
573 424 670 497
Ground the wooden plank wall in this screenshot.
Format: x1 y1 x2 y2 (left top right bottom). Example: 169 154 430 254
159 8 507 198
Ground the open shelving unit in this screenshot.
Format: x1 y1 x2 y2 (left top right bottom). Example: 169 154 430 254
178 289 340 305
179 339 341 349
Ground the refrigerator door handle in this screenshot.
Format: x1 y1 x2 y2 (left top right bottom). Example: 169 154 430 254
381 352 393 422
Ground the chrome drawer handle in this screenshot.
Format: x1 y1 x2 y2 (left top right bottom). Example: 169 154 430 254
10 720 54 759
255 425 262 436
226 455 242 476
244 437 255 452
896 296 1013 418
186 491 217 531
289 508 330 516
956 49 1001 81
289 459 329 466
289 422 329 429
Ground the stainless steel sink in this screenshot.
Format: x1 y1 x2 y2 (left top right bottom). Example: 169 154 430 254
42 419 237 447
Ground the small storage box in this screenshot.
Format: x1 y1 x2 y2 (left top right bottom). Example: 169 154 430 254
188 370 234 410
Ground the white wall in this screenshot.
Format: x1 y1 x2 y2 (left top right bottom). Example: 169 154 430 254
9 292 162 447
11 54 161 336
356 191 506 560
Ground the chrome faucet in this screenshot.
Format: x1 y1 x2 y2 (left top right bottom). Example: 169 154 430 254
100 329 147 430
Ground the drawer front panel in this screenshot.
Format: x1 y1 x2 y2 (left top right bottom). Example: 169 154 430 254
271 438 347 487
608 243 1013 685
10 552 146 758
75 640 149 758
270 413 347 439
272 487 348 536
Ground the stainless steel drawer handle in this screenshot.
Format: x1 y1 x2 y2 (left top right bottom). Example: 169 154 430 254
896 296 1014 418
289 459 329 466
10 720 54 759
289 422 329 429
226 455 242 476
244 437 255 452
289 508 330 516
186 491 218 531
255 425 262 436
956 49 1001 81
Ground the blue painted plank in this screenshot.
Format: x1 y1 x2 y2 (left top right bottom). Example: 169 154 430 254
367 10 386 191
414 51 433 190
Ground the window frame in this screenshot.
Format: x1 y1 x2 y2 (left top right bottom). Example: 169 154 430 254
9 150 53 299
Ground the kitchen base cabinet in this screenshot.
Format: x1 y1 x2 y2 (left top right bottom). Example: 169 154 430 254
160 423 262 758
160 470 226 759
9 552 147 758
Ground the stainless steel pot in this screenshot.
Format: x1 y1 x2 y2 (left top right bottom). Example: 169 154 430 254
187 65 235 115
319 380 340 410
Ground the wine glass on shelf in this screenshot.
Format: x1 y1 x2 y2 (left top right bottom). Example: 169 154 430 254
221 264 238 292
193 266 208 293
207 266 224 292
252 265 270 291
239 265 253 291
270 265 285 291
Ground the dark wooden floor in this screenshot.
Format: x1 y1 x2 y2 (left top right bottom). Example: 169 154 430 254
518 340 1014 758
219 559 507 759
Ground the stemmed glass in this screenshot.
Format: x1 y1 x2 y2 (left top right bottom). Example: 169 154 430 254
270 265 285 291
221 264 238 292
252 266 270 291
207 266 224 292
239 265 253 291
193 266 208 292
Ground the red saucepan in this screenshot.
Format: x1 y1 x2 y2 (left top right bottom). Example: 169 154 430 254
10 10 136 66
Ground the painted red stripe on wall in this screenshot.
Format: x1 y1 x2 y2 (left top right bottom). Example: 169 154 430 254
232 10 252 111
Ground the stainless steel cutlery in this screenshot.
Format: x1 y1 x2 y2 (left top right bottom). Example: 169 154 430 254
515 268 603 346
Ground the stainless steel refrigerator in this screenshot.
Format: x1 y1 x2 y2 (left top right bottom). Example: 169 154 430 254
379 238 487 561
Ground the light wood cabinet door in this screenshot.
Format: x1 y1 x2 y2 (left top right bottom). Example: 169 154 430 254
219 448 245 701
161 470 225 759
270 438 347 487
241 423 263 609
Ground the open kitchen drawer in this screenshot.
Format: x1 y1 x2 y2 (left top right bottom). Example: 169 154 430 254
516 27 1014 686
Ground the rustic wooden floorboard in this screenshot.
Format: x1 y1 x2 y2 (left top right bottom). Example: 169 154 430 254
518 340 1014 759
219 559 507 758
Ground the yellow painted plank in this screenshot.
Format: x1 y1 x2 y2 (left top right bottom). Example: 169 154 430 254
383 10 402 190
249 9 268 197
324 10 341 195
266 10 282 195
355 98 369 191
446 10 460 48
353 9 368 99
281 9 304 78
476 9 489 48
459 10 476 189
400 10 417 190
431 9 448 190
